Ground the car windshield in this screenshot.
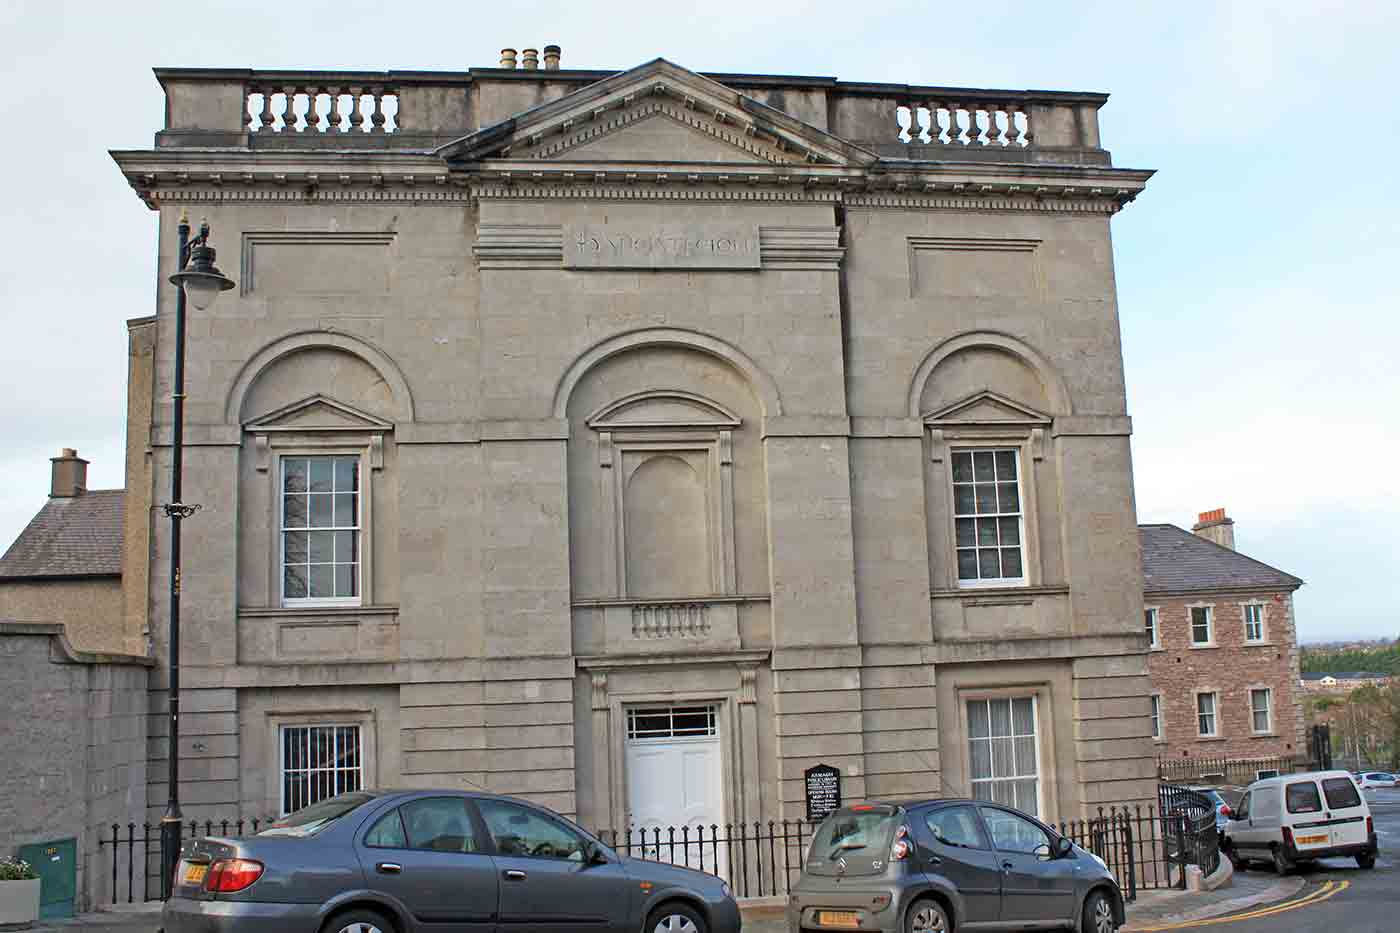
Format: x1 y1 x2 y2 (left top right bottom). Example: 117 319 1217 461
260 792 376 837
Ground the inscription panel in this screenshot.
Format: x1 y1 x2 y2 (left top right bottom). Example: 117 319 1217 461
565 225 760 270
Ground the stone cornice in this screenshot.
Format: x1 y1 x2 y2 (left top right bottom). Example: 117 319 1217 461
111 149 1150 212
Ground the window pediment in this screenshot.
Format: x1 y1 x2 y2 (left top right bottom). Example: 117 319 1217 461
922 390 1052 429
587 390 741 432
245 395 391 473
245 394 395 433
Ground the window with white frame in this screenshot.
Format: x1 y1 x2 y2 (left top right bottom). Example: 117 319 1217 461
1150 694 1163 740
280 724 363 814
1196 693 1218 736
1145 608 1160 649
1250 688 1273 733
281 456 361 605
952 450 1025 587
1244 604 1265 642
968 696 1039 816
1190 607 1213 645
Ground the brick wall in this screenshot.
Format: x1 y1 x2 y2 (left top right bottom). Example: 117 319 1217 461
1146 590 1304 766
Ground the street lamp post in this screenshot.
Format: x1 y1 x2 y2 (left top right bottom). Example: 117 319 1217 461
159 212 235 899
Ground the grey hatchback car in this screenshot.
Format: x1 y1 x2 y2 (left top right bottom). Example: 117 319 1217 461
160 789 740 933
789 801 1124 933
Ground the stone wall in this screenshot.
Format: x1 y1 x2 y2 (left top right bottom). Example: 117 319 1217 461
1146 591 1305 765
0 579 124 655
0 623 150 910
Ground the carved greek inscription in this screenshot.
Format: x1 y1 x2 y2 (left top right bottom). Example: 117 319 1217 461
564 225 760 269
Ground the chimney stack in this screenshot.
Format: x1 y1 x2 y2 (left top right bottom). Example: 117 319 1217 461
543 45 561 70
499 47 518 69
51 448 88 498
1192 507 1235 550
521 47 539 70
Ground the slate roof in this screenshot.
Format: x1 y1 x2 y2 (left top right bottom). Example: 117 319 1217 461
0 490 124 579
1139 523 1302 596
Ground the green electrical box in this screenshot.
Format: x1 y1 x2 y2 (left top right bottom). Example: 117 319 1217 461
17 837 76 920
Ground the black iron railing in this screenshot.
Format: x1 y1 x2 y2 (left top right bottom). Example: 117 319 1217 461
1158 754 1300 786
99 798 1224 904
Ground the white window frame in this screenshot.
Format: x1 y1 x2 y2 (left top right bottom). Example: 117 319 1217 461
966 695 1042 817
1189 605 1214 647
278 452 366 608
1150 693 1164 742
950 448 1028 589
1196 691 1219 737
1250 688 1273 734
1145 607 1161 650
278 722 365 815
1243 603 1266 643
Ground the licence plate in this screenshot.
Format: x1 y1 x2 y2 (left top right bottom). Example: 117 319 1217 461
182 863 208 885
1295 834 1328 846
817 911 861 929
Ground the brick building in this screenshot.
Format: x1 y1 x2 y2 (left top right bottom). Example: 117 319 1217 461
1141 510 1305 776
1300 671 1393 694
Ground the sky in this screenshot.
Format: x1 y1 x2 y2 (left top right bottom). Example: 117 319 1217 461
1 0 1395 642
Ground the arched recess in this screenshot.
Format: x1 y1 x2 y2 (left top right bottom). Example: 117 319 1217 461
225 330 415 425
553 327 782 420
906 331 1071 419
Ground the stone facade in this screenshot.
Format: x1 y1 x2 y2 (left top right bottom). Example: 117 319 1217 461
0 624 151 910
1141 516 1306 772
111 56 1157 835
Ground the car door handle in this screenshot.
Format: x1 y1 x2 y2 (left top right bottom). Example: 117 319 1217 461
925 855 942 865
376 862 402 874
503 870 527 881
1002 861 1014 872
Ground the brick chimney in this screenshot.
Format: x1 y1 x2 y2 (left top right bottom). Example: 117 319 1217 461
1192 507 1235 550
51 448 88 498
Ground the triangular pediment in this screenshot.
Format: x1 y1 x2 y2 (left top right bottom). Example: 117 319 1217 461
922 390 1052 426
587 390 741 430
437 58 878 169
244 394 394 432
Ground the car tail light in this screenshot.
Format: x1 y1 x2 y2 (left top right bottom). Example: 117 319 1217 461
204 859 263 893
891 825 911 861
1366 817 1374 835
1281 827 1294 849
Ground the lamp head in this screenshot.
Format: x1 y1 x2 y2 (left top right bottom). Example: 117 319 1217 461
169 243 236 310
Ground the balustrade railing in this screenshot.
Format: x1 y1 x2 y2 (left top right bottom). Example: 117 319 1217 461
632 602 712 640
246 84 399 134
897 100 1032 147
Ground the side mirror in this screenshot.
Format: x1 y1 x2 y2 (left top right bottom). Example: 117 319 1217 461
1053 836 1073 859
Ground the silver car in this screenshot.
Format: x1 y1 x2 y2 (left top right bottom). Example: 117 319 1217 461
160 789 740 933
789 800 1124 933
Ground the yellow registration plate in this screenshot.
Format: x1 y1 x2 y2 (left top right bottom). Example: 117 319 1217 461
1296 834 1328 846
817 911 861 929
182 863 208 885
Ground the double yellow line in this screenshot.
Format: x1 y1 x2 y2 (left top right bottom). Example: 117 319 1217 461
1128 879 1350 931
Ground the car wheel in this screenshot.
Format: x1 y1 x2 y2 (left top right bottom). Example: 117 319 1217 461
1224 843 1244 871
648 902 707 933
1357 852 1376 870
1272 845 1292 876
905 898 951 933
324 908 395 933
1081 889 1116 933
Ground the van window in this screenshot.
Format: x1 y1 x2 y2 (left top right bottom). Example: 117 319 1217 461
1235 792 1250 821
1322 778 1362 810
1285 781 1322 814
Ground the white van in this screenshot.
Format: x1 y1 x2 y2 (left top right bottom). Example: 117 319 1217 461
1222 769 1377 873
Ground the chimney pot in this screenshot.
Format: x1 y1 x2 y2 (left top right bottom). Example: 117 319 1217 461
51 448 89 498
499 47 518 69
1191 506 1235 551
521 48 539 70
543 45 561 70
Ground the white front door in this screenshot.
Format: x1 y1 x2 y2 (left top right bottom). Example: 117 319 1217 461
625 705 726 876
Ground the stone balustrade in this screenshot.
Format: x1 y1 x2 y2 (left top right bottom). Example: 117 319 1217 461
152 67 1109 164
631 602 712 640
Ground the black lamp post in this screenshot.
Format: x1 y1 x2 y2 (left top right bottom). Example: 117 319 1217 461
159 213 235 899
